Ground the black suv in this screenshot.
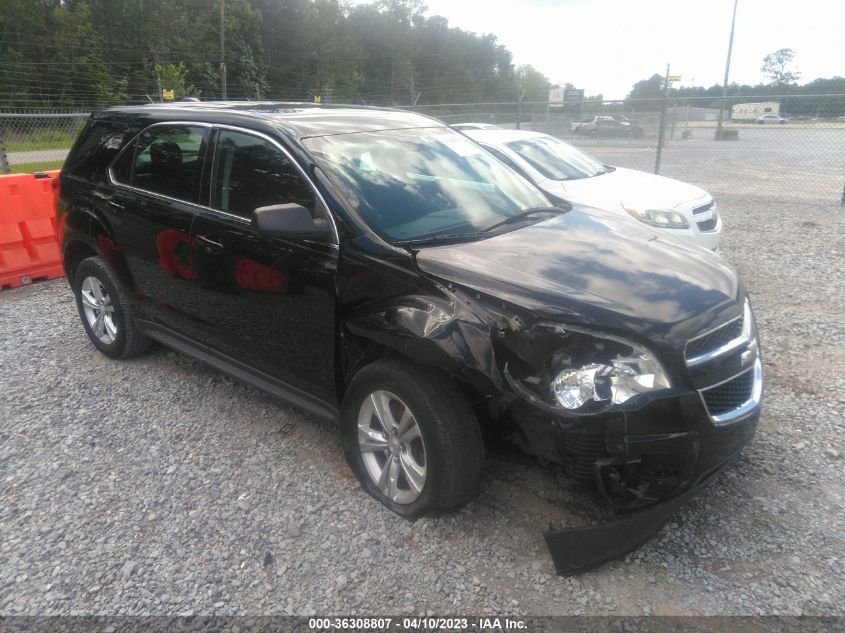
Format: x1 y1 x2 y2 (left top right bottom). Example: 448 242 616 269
58 103 762 573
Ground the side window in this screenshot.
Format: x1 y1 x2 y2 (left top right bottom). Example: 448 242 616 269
131 125 206 202
111 139 135 184
64 119 135 184
211 129 315 218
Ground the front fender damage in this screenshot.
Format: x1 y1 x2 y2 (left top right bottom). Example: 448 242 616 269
343 281 734 576
343 288 502 395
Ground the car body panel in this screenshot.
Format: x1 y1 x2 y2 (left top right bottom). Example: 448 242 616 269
414 207 739 351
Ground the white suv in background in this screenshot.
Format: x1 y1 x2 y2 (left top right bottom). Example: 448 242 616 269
464 129 722 252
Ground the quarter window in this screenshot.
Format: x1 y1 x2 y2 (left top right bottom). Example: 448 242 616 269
131 125 206 202
211 130 315 218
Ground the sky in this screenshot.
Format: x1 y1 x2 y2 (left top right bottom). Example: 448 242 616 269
417 0 845 99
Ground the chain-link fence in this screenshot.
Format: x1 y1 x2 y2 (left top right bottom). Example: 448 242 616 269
412 94 845 207
0 112 89 174
2 95 844 208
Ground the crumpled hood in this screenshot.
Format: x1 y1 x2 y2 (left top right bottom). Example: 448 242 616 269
415 207 741 347
548 167 710 213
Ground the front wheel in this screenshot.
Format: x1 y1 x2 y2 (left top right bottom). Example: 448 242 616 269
341 359 485 519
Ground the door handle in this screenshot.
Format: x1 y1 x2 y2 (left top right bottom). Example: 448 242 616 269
195 234 224 252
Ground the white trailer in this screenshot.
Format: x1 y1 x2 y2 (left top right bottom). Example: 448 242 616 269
731 101 780 122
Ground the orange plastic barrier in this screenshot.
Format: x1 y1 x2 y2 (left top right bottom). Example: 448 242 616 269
0 170 64 290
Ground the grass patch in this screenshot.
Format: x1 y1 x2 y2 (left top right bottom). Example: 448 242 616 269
7 160 64 174
5 130 81 152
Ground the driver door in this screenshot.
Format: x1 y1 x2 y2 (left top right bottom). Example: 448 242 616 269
190 127 339 402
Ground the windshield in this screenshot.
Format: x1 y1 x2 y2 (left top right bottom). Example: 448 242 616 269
303 127 549 243
505 135 607 181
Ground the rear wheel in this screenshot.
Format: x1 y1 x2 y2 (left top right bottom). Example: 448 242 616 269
341 359 485 519
73 256 150 359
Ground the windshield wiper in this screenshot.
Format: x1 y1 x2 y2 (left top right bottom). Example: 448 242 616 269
394 232 486 248
480 206 568 233
394 206 569 249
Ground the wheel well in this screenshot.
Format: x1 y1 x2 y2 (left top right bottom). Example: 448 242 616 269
63 241 97 283
337 340 488 412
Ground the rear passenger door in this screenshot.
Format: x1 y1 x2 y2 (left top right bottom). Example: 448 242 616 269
189 127 338 402
104 123 210 334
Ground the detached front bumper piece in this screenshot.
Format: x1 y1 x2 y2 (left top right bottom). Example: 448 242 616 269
544 451 738 576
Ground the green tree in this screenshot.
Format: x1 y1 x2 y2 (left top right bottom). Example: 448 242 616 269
515 65 550 102
761 48 800 86
155 63 199 100
625 73 665 111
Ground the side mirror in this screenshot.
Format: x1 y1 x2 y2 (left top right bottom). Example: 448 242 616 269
252 203 332 241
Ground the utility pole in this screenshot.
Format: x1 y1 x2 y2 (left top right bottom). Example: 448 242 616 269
219 0 227 100
516 89 525 130
654 63 670 174
714 0 739 140
686 77 694 129
157 74 163 103
0 133 10 175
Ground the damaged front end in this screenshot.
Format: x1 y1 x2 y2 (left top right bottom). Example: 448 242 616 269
486 307 761 575
342 266 761 575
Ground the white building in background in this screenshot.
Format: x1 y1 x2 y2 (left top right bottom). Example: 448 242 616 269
731 101 781 121
666 106 724 121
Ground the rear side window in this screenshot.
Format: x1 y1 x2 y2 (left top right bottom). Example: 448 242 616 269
210 129 315 218
63 118 135 183
130 125 207 202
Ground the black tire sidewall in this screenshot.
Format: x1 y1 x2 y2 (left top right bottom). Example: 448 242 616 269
74 258 131 359
341 363 471 520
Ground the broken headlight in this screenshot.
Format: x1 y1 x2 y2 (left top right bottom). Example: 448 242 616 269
551 349 671 409
499 320 673 414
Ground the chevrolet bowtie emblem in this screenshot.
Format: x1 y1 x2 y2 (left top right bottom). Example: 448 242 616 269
741 339 758 367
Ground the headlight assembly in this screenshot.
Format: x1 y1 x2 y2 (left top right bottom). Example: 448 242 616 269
551 350 671 409
624 207 689 229
503 322 673 414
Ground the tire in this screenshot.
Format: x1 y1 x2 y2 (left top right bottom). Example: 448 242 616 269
73 256 151 359
341 359 485 519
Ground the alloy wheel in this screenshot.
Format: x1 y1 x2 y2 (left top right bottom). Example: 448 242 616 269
80 276 118 344
357 390 428 504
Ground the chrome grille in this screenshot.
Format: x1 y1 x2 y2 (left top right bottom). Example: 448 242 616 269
693 201 714 215
687 317 743 358
701 368 755 415
685 301 763 424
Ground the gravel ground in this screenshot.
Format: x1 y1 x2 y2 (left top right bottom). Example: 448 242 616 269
1 196 844 617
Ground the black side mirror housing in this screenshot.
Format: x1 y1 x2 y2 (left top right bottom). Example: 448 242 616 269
252 203 332 241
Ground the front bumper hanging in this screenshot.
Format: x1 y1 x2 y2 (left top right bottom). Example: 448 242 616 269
544 450 740 576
